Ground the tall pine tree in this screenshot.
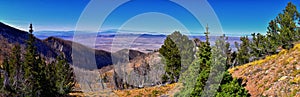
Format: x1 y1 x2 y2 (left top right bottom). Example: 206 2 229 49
190 24 212 96
9 44 26 96
23 23 47 96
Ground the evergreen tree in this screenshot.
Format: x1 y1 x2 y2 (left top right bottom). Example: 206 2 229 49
176 59 202 96
159 32 181 83
44 53 75 96
23 23 47 96
9 44 26 96
275 2 299 49
234 2 300 66
0 24 75 96
2 57 14 96
159 31 196 83
266 20 280 54
200 35 231 96
23 24 37 96
168 31 195 73
180 31 250 96
54 54 75 95
190 25 212 96
249 33 267 60
211 35 249 97
235 36 250 66
215 71 250 97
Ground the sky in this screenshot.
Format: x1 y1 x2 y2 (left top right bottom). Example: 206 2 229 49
0 0 299 36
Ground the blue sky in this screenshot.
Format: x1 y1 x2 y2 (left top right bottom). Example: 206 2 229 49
0 0 299 36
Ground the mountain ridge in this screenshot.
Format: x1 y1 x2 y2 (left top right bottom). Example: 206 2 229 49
0 22 144 70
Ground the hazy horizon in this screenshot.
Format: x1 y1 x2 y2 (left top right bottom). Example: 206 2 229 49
1 0 299 36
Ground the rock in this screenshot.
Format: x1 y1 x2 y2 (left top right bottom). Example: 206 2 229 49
296 66 300 70
278 76 288 81
265 70 269 74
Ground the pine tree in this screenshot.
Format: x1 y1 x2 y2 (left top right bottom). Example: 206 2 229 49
185 32 250 97
169 31 195 73
266 20 280 54
249 33 267 60
159 31 196 83
9 44 26 96
235 36 250 66
176 59 202 96
200 35 231 96
2 57 14 96
215 71 250 97
0 23 75 96
212 35 249 97
23 23 45 96
190 25 212 96
275 2 299 49
159 32 181 83
45 53 75 96
54 54 75 95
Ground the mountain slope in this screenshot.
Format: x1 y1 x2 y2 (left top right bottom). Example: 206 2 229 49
44 37 145 69
0 22 58 61
229 44 300 96
44 37 111 69
0 22 144 70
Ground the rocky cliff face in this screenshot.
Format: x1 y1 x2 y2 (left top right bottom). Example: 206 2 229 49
102 52 165 89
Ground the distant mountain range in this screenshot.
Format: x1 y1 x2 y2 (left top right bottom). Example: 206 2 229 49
34 30 242 52
0 22 144 70
34 30 166 40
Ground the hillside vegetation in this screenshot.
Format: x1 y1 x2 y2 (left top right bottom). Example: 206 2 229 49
229 43 300 96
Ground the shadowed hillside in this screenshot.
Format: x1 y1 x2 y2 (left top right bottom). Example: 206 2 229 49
44 37 145 69
0 22 58 62
0 22 144 69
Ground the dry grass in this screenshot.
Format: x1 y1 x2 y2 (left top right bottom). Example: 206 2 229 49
68 90 117 97
229 54 278 74
290 76 300 84
229 44 300 97
114 83 178 97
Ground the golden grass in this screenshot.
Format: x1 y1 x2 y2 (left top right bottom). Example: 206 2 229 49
228 43 300 96
68 90 117 97
229 48 287 74
292 43 300 51
229 44 300 74
290 76 300 84
229 57 269 74
114 83 178 97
